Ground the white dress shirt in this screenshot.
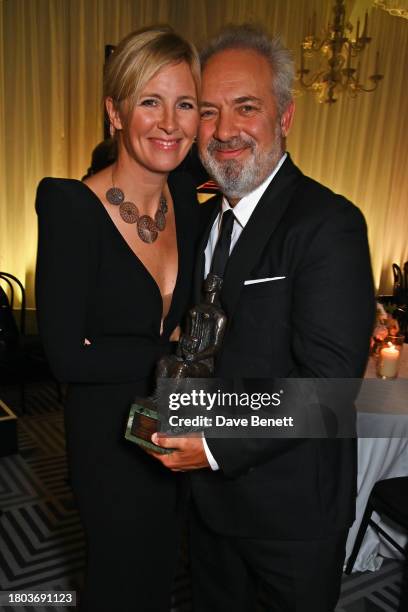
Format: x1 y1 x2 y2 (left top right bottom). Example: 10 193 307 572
202 153 287 470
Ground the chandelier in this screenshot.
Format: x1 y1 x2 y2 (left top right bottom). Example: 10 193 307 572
374 0 408 20
297 0 383 104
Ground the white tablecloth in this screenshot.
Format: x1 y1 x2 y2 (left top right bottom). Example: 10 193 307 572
345 347 408 572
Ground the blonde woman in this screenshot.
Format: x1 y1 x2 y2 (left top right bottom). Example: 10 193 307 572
35 26 200 611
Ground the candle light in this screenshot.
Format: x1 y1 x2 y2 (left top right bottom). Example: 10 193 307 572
363 11 368 37
375 51 380 75
378 342 400 378
356 18 360 41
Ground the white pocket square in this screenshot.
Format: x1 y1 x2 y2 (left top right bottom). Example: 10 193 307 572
244 276 286 285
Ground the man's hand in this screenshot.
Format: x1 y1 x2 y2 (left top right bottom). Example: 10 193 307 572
146 434 210 471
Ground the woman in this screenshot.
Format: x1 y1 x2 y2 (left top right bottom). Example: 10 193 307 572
35 26 200 611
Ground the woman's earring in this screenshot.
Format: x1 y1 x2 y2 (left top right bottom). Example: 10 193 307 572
109 123 115 138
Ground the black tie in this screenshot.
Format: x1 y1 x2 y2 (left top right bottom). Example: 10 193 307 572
210 209 235 278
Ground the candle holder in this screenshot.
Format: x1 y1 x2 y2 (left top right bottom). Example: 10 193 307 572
376 335 405 379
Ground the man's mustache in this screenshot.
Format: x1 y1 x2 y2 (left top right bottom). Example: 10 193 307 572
206 137 255 154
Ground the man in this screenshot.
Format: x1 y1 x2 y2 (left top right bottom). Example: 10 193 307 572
149 24 375 611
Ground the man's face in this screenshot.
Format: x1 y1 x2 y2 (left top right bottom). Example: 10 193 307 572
198 48 294 201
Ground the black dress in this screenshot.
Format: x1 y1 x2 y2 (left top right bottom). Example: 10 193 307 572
35 173 200 612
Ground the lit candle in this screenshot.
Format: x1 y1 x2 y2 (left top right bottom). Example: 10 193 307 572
356 60 361 82
356 18 360 41
379 342 400 378
363 11 368 37
375 51 380 74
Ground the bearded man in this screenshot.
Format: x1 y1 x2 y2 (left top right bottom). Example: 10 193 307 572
149 24 375 612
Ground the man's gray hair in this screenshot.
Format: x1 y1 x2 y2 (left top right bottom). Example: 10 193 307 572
200 24 294 116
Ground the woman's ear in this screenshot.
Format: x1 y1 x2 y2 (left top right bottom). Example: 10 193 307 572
105 97 123 131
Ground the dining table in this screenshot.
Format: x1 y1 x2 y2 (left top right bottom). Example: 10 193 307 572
345 346 408 572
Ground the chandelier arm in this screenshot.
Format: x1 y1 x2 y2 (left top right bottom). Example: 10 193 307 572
298 70 328 89
312 39 330 52
356 82 381 92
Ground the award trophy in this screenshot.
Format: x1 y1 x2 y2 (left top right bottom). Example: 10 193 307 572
125 273 227 453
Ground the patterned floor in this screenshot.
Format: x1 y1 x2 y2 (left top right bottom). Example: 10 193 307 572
0 383 406 611
0 385 83 611
339 561 405 611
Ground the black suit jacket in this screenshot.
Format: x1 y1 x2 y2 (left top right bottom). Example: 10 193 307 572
190 155 375 539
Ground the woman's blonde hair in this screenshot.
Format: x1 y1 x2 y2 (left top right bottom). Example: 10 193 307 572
104 25 200 121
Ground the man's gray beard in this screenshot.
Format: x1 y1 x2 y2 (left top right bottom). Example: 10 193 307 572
200 131 283 200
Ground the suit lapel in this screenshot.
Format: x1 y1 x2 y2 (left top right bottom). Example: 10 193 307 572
220 156 302 319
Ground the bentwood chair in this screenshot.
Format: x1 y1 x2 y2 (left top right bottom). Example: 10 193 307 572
403 261 408 297
392 263 404 304
0 272 62 413
345 477 408 574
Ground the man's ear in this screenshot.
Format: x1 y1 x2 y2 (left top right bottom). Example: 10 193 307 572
105 97 123 131
281 101 295 137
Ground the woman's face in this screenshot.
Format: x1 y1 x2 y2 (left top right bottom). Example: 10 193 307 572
116 61 198 174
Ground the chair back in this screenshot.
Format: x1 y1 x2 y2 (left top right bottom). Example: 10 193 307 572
0 284 19 348
392 263 406 306
392 263 403 291
0 272 26 336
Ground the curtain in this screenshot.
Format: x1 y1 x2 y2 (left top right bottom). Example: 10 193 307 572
0 0 407 307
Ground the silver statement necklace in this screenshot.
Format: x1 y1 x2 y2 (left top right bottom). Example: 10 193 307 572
105 179 168 244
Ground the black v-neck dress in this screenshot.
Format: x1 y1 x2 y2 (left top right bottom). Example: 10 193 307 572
35 172 200 612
